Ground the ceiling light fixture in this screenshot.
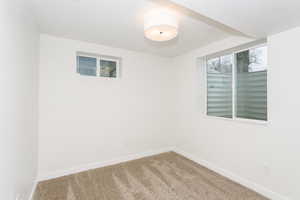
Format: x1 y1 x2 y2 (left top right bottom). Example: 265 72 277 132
144 9 178 42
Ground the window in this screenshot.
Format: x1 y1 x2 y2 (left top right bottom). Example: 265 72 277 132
100 59 117 78
207 55 233 119
206 44 267 121
77 56 97 76
77 53 120 78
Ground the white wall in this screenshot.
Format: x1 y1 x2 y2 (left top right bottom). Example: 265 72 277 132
1 1 299 199
174 28 300 200
38 35 178 179
0 0 39 200
37 22 300 200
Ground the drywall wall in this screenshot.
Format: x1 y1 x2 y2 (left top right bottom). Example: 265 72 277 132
38 35 178 179
174 28 300 200
37 22 300 200
0 0 39 200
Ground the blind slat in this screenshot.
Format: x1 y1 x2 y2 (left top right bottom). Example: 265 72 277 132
77 56 97 76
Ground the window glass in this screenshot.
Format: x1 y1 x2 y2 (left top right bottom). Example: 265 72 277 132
236 46 267 121
77 56 97 76
100 60 117 78
207 55 233 118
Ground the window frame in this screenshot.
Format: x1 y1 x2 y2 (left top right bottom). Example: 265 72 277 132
76 52 120 79
204 43 268 125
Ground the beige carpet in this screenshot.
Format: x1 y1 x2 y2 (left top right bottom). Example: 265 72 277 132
33 152 269 200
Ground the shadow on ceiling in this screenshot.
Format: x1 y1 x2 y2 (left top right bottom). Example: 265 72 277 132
148 0 253 39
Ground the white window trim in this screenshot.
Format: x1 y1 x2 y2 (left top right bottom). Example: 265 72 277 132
203 43 269 125
76 52 121 79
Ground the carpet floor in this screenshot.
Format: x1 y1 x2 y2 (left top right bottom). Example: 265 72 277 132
33 152 269 200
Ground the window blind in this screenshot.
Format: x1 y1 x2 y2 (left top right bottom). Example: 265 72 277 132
205 39 268 121
207 55 233 118
77 56 97 76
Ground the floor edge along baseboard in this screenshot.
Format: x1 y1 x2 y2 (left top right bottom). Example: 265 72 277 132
37 147 175 182
173 148 290 200
35 147 290 200
29 181 38 200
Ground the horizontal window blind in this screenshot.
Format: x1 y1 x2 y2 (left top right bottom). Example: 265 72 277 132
207 55 233 118
77 56 97 76
207 73 232 118
236 71 267 120
235 46 267 121
205 40 267 121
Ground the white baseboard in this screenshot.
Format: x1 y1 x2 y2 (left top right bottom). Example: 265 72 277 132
37 146 175 181
28 180 38 200
174 148 290 200
36 146 290 200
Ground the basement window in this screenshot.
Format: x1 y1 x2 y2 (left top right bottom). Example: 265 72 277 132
76 53 120 78
206 41 267 122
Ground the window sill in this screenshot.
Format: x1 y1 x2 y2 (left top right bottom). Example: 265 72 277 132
205 115 269 126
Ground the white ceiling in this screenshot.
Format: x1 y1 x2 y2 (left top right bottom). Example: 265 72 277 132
32 0 237 57
31 0 300 57
171 0 300 37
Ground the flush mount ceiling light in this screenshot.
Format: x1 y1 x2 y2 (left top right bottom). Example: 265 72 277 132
144 9 178 42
